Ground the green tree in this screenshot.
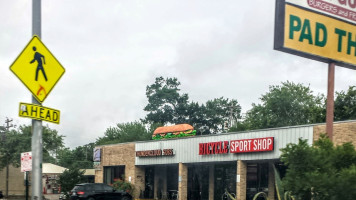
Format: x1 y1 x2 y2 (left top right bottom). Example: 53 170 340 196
57 148 74 168
0 127 30 169
42 126 65 163
202 97 241 134
229 121 249 132
143 77 242 134
71 143 95 169
57 143 95 169
0 125 64 169
243 81 325 130
58 167 85 193
96 121 153 145
280 135 356 199
334 86 356 121
144 76 190 125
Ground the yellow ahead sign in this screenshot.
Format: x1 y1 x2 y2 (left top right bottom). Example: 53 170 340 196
19 102 60 124
274 1 356 69
10 36 65 103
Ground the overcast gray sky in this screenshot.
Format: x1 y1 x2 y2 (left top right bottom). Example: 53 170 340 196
1 0 356 148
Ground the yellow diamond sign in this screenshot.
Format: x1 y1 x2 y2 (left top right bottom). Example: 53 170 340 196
10 35 65 103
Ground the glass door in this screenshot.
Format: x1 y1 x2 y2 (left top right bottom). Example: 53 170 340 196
214 162 236 200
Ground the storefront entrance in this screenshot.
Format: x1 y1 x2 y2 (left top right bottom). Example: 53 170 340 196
214 162 236 200
142 164 179 199
246 163 269 200
187 164 209 200
144 167 155 198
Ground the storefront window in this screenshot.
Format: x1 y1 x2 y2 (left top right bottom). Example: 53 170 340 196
154 164 178 199
144 167 154 198
167 165 178 191
214 162 236 200
103 165 125 185
246 163 269 200
188 164 209 200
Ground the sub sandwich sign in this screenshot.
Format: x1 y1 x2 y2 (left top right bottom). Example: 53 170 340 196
275 0 356 68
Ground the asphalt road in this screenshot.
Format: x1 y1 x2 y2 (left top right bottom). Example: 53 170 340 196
2 194 60 200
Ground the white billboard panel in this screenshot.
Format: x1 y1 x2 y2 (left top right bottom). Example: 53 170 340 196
286 0 356 24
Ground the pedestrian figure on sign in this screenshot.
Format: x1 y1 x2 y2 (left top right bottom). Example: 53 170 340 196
30 46 47 81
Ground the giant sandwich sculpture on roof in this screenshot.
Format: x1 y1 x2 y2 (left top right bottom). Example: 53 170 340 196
152 124 196 140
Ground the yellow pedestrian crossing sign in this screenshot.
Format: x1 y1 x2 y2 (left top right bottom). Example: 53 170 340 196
10 35 65 103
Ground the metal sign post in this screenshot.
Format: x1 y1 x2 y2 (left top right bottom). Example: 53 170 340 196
21 152 32 200
25 171 29 200
326 63 335 140
9 1 64 199
32 0 43 199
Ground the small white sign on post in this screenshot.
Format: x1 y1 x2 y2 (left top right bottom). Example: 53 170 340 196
21 152 32 172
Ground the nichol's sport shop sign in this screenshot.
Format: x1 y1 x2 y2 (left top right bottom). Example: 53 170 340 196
275 0 356 69
199 137 274 155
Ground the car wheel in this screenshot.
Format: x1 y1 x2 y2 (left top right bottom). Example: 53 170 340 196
88 197 95 200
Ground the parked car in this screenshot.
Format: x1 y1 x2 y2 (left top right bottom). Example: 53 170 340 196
70 183 132 200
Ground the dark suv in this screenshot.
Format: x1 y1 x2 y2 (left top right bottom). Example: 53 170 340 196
70 183 132 200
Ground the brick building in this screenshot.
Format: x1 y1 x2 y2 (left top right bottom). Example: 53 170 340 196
94 120 356 200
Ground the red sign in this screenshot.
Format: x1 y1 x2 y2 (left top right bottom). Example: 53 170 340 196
230 137 274 153
199 141 229 155
136 149 174 157
21 152 32 172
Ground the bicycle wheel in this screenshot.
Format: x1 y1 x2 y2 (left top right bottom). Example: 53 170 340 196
222 193 228 200
172 193 178 200
230 193 236 200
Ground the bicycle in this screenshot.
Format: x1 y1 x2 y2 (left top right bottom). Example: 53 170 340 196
172 192 178 200
159 191 169 200
222 188 236 200
168 190 178 200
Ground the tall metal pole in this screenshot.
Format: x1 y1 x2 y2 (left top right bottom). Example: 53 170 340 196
26 171 29 200
326 63 335 141
32 0 43 199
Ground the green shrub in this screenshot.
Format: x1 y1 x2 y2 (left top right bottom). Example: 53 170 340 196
112 179 135 196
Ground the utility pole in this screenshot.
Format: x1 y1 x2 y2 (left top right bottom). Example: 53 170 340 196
4 118 14 198
226 106 239 129
228 106 234 128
